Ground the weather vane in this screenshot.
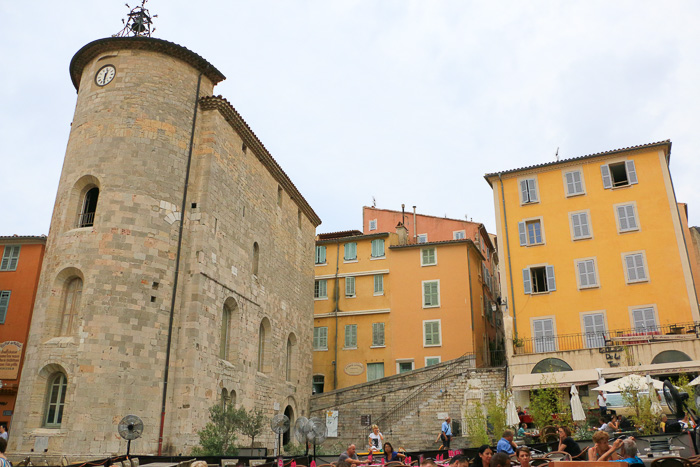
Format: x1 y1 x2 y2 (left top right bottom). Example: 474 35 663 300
114 0 157 37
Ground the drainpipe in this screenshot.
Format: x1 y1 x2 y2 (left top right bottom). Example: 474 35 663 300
158 72 203 455
333 239 341 390
412 206 417 242
498 173 518 338
467 243 474 336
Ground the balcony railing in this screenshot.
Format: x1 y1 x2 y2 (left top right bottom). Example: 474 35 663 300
77 211 95 228
514 321 700 355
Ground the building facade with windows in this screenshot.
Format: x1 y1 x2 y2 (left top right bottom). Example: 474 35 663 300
10 36 320 460
485 140 700 406
312 211 502 392
0 236 46 434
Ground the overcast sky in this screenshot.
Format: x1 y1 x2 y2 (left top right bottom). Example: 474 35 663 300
2 1 700 237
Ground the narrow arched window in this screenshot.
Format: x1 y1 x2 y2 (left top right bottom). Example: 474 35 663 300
286 337 293 381
60 278 82 336
44 373 67 427
220 305 231 360
257 321 266 372
221 388 229 410
253 242 260 276
78 187 99 227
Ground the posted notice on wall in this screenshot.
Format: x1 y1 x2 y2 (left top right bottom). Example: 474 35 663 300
0 341 23 380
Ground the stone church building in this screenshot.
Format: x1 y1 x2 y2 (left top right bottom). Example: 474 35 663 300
9 35 320 459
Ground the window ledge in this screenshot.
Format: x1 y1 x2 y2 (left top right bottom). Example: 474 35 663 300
370 345 386 349
566 192 586 198
370 256 386 261
422 305 441 309
618 229 640 234
345 295 356 299
626 280 649 285
373 292 384 296
313 348 329 352
520 201 540 206
573 236 592 241
424 344 442 348
526 243 545 247
421 263 437 267
611 184 632 190
315 263 327 267
32 428 66 435
579 285 600 290
342 347 357 351
530 291 551 296
314 297 328 301
343 259 358 263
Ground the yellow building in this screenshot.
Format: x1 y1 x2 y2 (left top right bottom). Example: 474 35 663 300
485 140 700 403
312 222 501 392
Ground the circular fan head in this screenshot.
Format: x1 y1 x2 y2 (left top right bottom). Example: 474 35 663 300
294 416 311 443
306 417 327 445
271 414 290 434
118 414 144 440
663 380 686 419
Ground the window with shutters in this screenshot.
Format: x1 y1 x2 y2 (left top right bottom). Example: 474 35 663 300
615 203 639 233
417 234 428 244
314 279 328 299
371 239 385 258
0 291 10 324
575 258 599 289
0 245 20 271
372 322 385 347
313 327 328 350
522 265 556 294
563 169 585 196
315 245 326 264
77 187 99 228
44 372 68 428
453 230 466 240
532 318 556 353
631 306 658 332
422 280 440 308
581 312 606 348
345 276 356 297
601 160 638 189
623 252 649 284
423 320 442 347
397 360 414 373
367 362 384 381
519 177 539 204
425 356 441 366
421 247 437 266
518 218 544 246
60 278 82 336
344 324 357 348
373 275 384 295
569 210 592 240
369 219 378 231
344 242 357 261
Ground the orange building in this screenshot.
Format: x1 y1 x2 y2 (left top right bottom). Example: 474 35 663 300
0 236 46 432
312 208 503 392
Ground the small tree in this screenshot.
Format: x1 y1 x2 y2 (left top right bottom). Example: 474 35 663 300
192 403 241 455
238 407 266 447
486 390 508 441
621 383 659 435
464 398 490 447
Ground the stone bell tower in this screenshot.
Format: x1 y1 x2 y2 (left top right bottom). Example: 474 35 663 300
11 7 320 461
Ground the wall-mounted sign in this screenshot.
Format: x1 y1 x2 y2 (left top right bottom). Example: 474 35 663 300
360 414 372 426
344 362 364 376
326 410 338 437
0 341 23 380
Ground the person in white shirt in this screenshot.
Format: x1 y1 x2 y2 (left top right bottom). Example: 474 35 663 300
597 392 607 416
0 425 7 441
368 424 384 452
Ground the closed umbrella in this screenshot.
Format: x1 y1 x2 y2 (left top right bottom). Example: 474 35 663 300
506 393 520 427
647 375 663 415
570 384 586 422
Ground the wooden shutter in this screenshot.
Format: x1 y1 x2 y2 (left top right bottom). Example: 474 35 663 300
0 291 10 323
373 323 385 346
528 180 538 202
518 222 527 246
522 268 532 294
625 255 637 281
345 277 355 296
625 160 638 184
572 213 583 238
633 254 646 280
520 180 529 203
565 171 576 195
546 265 556 291
625 205 637 230
601 165 612 189
617 206 629 231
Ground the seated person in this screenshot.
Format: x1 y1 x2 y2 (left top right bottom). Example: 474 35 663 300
517 406 525 417
421 460 439 467
557 426 582 459
516 447 531 467
382 442 405 463
490 453 511 467
338 444 370 466
589 431 619 461
448 455 470 467
496 429 517 455
470 445 494 467
608 414 620 432
597 417 609 432
369 424 384 452
598 437 643 464
659 414 668 433
517 423 531 438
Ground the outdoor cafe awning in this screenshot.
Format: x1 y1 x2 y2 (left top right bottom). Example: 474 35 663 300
600 360 700 379
512 369 600 391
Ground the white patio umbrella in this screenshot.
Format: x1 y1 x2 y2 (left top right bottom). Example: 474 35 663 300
593 374 663 392
506 393 520 427
647 375 663 415
689 375 700 386
570 384 586 422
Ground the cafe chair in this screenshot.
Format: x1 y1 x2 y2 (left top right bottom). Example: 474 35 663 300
544 451 572 461
529 459 550 467
651 458 692 467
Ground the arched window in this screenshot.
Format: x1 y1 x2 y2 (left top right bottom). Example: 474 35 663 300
230 389 236 407
221 388 230 410
44 373 67 427
258 318 271 373
651 350 692 364
220 304 231 360
253 242 260 276
282 405 294 446
60 278 82 336
78 187 99 227
531 357 572 374
286 334 297 382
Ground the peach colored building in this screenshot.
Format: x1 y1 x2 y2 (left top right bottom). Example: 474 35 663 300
0 236 46 433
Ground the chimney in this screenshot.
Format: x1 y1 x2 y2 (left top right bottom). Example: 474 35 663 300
396 222 409 245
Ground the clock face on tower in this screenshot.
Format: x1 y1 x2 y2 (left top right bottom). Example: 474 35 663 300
95 65 116 86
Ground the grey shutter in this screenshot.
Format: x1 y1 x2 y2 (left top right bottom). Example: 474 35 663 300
572 213 583 238
617 206 629 231
578 261 589 287
522 268 532 294
573 171 583 193
601 165 612 189
518 222 527 246
580 213 590 237
8 247 19 270
634 254 646 280
520 180 529 203
546 265 556 291
626 160 638 185
625 255 637 281
565 172 576 195
625 205 637 230
0 291 9 323
528 180 538 202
